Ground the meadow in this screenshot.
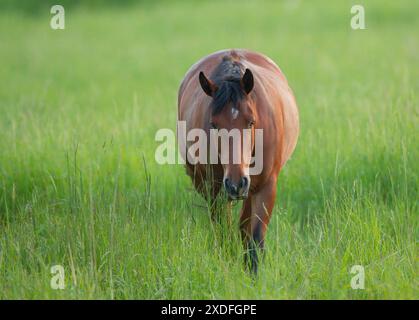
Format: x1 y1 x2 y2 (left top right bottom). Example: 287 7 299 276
0 0 417 299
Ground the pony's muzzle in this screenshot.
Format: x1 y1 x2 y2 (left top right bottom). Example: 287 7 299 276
223 176 250 200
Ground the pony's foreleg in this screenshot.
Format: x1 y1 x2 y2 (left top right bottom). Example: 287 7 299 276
240 197 254 271
239 197 252 244
246 178 277 275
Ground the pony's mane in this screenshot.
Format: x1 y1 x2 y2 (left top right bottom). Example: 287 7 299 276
210 55 245 115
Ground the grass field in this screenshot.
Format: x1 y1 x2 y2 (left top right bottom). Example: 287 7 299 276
0 0 417 299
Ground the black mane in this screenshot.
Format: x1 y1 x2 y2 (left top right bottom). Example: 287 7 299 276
210 56 245 115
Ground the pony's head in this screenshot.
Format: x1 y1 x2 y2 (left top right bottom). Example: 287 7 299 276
199 68 256 200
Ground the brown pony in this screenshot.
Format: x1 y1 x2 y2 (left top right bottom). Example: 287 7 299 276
178 49 299 273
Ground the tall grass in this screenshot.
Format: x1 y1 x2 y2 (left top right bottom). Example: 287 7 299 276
0 0 417 299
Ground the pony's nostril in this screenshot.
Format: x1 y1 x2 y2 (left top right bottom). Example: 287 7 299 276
240 177 249 190
224 178 230 189
224 178 240 195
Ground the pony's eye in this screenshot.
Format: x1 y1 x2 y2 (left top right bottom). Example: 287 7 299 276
210 122 217 129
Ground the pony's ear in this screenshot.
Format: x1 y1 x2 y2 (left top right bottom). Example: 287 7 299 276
241 68 254 94
199 71 216 97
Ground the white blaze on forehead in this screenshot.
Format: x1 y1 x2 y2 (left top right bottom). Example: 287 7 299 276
231 107 239 120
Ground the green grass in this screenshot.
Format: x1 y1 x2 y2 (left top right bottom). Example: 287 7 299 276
0 0 417 299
